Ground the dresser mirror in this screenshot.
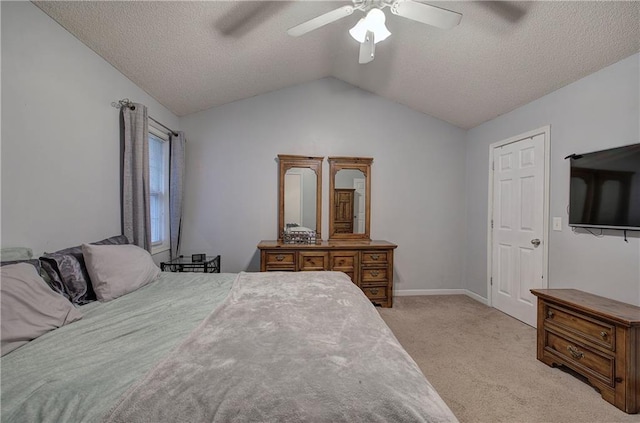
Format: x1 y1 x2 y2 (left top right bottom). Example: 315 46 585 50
278 155 323 241
328 157 372 240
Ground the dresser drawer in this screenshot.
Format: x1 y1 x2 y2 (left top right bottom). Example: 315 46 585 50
361 268 388 284
546 304 615 351
362 286 387 300
330 251 358 284
361 251 388 265
299 252 329 271
545 331 615 387
330 251 357 270
264 252 295 270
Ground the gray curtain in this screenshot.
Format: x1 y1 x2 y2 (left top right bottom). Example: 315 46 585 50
121 103 151 252
169 131 186 259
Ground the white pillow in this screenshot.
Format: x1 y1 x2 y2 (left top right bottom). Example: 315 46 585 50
1 263 82 356
82 244 160 302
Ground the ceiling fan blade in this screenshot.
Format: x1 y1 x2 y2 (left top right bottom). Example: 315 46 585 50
390 0 462 29
476 1 526 24
287 5 355 37
358 30 375 64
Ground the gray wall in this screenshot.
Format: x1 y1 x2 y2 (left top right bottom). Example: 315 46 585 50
2 2 637 304
1 2 179 259
178 78 468 291
464 53 640 305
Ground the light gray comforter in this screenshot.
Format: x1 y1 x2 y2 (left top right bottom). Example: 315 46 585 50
105 271 458 422
1 272 236 423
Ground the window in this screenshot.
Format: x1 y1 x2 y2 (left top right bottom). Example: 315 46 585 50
149 125 170 254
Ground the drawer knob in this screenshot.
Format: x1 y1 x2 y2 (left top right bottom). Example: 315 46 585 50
567 345 584 360
547 310 554 318
275 254 285 261
371 270 379 277
600 331 608 339
370 288 379 295
371 254 380 260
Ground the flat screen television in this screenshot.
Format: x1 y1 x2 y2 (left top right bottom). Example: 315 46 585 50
568 143 640 230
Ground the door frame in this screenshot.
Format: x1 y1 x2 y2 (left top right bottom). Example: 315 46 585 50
486 125 551 308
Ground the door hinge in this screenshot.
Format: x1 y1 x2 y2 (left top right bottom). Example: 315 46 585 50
490 277 493 286
492 161 494 171
491 219 494 229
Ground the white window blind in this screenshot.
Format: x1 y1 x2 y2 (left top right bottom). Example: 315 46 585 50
149 125 170 253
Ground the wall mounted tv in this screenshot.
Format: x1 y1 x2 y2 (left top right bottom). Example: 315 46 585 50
568 143 640 231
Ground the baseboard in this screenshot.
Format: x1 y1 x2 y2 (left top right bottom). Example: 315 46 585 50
394 289 489 306
464 289 489 305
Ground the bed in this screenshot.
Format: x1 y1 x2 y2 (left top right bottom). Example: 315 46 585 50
1 251 457 422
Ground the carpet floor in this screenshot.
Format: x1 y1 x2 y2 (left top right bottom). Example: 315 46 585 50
378 295 638 423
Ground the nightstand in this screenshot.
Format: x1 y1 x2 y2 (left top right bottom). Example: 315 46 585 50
160 255 220 273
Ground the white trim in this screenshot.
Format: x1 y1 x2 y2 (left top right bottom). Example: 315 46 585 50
486 125 551 308
149 121 170 140
394 289 489 305
465 289 489 305
395 289 466 296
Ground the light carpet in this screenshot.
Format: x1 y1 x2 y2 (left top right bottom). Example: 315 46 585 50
378 295 638 423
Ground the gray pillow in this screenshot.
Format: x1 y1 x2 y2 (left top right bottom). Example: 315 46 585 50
1 259 41 275
0 247 33 261
1 263 83 356
82 243 160 302
40 235 130 305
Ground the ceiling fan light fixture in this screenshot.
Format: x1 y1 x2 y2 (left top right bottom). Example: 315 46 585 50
349 8 391 44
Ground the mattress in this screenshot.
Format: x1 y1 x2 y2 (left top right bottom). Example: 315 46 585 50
1 270 457 423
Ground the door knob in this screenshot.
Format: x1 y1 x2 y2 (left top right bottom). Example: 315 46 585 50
531 239 541 247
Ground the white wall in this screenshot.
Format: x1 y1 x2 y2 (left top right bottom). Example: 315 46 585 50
1 2 179 258
464 53 640 305
178 78 468 291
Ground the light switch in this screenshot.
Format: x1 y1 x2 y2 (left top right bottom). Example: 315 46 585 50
553 217 562 231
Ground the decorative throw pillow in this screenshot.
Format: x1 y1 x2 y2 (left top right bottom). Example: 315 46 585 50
39 260 70 299
82 243 160 302
40 235 130 305
1 263 83 356
40 252 92 304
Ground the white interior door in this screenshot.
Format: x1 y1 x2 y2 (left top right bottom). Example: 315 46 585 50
353 178 366 233
491 133 547 327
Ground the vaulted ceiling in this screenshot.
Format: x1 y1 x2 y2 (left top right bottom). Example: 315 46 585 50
35 1 640 129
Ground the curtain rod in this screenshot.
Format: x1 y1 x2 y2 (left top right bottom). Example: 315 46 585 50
149 116 179 137
111 98 179 136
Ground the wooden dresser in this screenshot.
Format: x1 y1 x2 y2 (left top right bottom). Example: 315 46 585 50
531 289 640 413
258 240 397 308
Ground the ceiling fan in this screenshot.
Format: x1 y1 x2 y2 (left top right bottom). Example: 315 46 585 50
287 0 462 64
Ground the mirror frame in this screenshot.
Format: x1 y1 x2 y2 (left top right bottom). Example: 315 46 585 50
328 157 373 240
278 155 323 242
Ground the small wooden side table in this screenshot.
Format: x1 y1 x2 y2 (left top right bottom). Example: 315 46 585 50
531 289 640 414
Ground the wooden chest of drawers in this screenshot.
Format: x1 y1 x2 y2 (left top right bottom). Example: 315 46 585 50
258 240 397 308
531 289 640 414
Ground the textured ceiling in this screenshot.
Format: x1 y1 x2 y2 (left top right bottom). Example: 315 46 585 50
35 1 640 129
